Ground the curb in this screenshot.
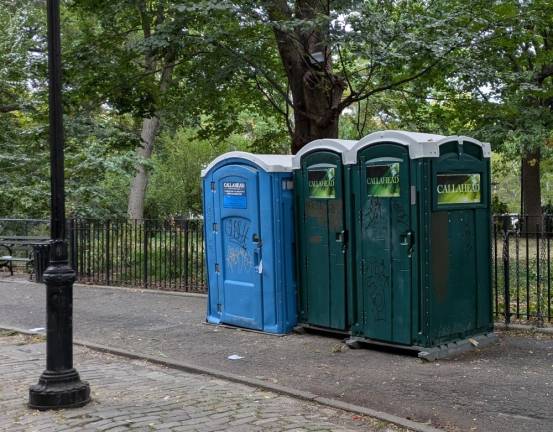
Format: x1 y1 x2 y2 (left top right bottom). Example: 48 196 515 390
74 282 207 299
0 278 207 299
0 324 442 432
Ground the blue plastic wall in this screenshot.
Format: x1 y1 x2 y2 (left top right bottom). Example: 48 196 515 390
203 158 296 334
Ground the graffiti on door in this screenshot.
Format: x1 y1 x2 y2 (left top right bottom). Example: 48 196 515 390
366 258 387 321
224 217 250 250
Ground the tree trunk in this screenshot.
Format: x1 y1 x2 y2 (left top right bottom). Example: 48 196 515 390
275 37 344 154
291 109 340 154
127 116 160 219
266 0 345 154
521 149 542 222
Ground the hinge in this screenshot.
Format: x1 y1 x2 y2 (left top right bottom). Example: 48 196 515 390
282 179 294 190
216 303 223 313
212 223 218 232
215 263 220 273
210 181 216 192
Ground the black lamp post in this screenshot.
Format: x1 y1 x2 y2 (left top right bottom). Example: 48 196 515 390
28 0 90 410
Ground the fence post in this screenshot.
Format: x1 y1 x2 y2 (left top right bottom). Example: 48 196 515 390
143 221 148 288
105 220 110 285
68 218 77 272
537 223 544 327
502 215 511 324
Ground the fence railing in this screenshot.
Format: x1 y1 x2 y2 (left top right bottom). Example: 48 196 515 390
69 219 206 293
0 218 49 237
2 216 553 323
493 214 553 325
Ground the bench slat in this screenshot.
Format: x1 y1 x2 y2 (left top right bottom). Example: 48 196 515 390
1 257 31 262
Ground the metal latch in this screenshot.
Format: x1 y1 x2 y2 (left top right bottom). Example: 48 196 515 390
400 231 415 257
336 230 348 253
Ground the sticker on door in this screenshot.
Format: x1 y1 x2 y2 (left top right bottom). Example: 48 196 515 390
366 163 400 197
308 167 336 198
223 181 247 208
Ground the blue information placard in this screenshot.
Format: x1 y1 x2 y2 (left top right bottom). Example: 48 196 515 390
223 181 247 209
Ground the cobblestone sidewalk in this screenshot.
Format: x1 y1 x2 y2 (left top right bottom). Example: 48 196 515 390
0 333 403 432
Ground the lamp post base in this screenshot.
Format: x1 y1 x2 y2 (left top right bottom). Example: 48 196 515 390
29 368 90 410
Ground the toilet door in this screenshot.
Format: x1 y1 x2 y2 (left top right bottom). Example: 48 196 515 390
213 164 263 330
358 144 413 344
299 151 347 330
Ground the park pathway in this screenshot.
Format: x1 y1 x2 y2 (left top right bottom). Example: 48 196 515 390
1 279 552 432
0 332 398 431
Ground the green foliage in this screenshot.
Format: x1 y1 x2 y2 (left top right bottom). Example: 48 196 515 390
491 195 509 215
2 0 553 219
145 114 287 218
145 129 226 218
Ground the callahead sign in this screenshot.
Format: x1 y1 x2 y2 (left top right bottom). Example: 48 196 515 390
366 163 400 197
223 181 247 209
436 173 481 204
308 167 336 199
223 182 246 191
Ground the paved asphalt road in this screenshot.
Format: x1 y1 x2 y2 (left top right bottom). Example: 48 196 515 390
0 279 552 432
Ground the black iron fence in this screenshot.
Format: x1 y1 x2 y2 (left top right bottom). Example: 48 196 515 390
69 219 206 292
2 216 553 323
0 218 206 293
0 218 49 237
493 214 553 325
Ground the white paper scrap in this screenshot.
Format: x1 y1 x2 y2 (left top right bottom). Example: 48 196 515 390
227 354 244 360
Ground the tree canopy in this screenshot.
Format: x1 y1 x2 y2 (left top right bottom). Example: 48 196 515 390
1 0 552 218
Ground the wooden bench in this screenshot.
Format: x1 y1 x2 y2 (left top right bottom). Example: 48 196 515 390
0 236 50 277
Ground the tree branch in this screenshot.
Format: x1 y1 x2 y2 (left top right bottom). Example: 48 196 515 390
253 75 288 119
336 44 354 96
0 104 20 113
339 48 455 110
210 39 295 109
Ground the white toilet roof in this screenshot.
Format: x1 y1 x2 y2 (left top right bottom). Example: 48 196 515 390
345 130 490 163
292 139 358 169
201 151 293 177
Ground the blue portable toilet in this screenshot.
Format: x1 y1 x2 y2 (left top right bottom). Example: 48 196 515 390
201 151 297 334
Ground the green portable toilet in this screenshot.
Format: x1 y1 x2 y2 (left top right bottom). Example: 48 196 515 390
292 139 357 332
346 131 496 359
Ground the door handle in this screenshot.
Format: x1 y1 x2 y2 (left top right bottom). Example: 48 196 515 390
252 233 262 273
336 230 348 253
400 231 415 257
